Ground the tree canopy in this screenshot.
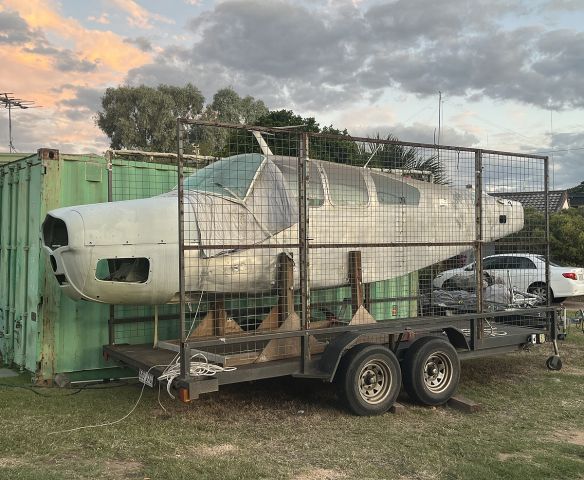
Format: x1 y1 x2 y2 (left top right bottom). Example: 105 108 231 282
95 84 445 182
198 88 268 154
497 206 584 266
96 84 204 152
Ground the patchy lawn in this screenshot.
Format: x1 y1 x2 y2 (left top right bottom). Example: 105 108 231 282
0 334 583 480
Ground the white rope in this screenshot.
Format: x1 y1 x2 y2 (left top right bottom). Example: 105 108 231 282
158 353 237 399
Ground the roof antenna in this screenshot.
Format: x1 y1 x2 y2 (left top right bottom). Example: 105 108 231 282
1 93 41 152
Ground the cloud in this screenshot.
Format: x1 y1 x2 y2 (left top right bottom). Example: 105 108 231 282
88 13 110 25
53 85 103 122
0 0 153 153
127 0 584 113
547 132 584 189
108 0 174 29
0 107 107 154
123 36 153 52
0 10 37 44
25 43 99 72
543 0 583 12
3 0 152 73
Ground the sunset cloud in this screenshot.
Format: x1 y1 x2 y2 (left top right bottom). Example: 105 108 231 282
0 0 152 151
108 0 174 29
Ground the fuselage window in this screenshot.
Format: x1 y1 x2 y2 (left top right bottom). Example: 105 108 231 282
321 163 368 206
370 172 420 206
274 159 324 207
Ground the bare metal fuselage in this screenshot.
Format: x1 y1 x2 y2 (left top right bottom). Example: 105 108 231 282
41 156 523 304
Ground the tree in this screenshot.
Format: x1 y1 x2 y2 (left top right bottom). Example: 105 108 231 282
358 133 448 184
550 208 584 266
198 87 268 155
239 109 359 164
496 207 584 267
96 84 205 152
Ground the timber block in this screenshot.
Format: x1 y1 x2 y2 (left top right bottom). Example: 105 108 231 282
447 395 482 413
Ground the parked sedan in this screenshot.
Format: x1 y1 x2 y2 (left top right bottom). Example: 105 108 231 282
433 253 584 303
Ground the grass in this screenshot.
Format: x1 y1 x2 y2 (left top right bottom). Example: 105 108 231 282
0 334 583 480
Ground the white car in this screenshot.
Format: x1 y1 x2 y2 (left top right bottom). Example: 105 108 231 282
433 253 584 303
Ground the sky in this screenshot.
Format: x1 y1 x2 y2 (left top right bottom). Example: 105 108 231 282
0 0 583 188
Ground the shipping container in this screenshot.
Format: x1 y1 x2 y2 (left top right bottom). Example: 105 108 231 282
0 149 109 380
0 153 32 166
0 149 185 382
0 148 232 382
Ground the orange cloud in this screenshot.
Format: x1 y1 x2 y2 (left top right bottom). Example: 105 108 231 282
0 0 154 152
108 0 174 29
3 0 151 72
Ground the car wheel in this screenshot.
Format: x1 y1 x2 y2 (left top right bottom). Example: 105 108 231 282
528 283 551 303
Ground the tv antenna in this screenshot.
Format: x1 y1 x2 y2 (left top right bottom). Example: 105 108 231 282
1 93 40 152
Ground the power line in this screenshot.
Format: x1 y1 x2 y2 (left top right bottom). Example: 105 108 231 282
533 146 584 154
1 93 41 152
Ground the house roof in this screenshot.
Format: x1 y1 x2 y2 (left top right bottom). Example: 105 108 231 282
490 190 568 213
568 192 584 207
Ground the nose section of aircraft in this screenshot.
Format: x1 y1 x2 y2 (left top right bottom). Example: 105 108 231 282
41 196 180 304
42 208 89 300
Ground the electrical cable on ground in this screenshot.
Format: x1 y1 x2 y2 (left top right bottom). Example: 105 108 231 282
158 353 236 399
46 363 170 436
46 291 238 434
0 383 83 397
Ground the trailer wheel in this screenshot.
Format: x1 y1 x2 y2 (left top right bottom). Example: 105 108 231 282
546 355 562 371
402 337 460 406
336 343 401 416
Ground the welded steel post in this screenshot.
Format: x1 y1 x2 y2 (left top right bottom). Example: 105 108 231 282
473 150 484 345
298 132 311 371
177 119 188 379
544 156 554 336
106 150 115 345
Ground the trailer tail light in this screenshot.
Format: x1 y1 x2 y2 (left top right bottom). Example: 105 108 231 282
562 272 577 280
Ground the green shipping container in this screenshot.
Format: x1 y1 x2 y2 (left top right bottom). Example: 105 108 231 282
0 149 112 381
0 149 184 382
0 153 33 166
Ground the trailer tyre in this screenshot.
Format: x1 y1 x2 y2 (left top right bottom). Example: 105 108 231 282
336 344 401 416
402 337 460 406
546 355 562 371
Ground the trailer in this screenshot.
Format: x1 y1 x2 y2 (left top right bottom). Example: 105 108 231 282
62 121 561 415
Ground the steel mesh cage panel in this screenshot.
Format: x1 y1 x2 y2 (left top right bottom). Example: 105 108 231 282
108 151 200 345
171 121 551 380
